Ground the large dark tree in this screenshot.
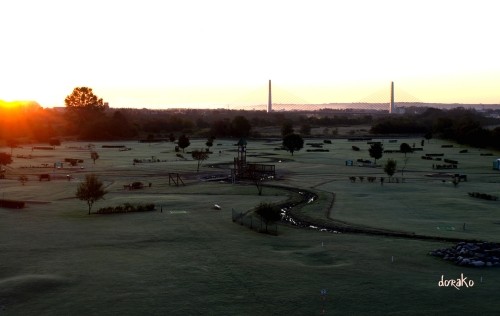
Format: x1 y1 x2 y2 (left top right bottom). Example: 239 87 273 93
369 142 384 164
384 159 397 181
90 151 99 164
400 143 413 157
76 174 107 214
65 87 105 111
0 152 13 168
254 202 281 233
178 134 190 152
206 137 214 150
282 133 304 156
191 150 209 172
65 87 106 136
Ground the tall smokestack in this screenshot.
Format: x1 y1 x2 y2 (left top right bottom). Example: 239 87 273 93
390 81 395 114
267 79 272 113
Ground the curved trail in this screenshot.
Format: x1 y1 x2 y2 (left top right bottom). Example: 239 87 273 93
262 183 483 243
224 152 482 243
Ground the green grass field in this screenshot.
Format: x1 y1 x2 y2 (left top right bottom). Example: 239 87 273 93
1 137 500 315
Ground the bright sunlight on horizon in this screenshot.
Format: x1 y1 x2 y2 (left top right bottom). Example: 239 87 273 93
1 0 499 109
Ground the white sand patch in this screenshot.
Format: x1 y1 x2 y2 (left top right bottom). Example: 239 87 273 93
169 210 188 214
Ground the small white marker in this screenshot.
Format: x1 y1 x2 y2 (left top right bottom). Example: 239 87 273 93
391 256 394 263
322 242 324 247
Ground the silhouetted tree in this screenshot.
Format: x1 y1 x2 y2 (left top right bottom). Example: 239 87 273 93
90 151 99 164
254 202 281 233
369 142 384 164
178 134 190 152
191 150 209 172
282 133 304 156
400 143 413 157
76 174 107 214
206 137 214 150
65 87 105 112
384 159 397 181
0 152 13 167
65 87 106 135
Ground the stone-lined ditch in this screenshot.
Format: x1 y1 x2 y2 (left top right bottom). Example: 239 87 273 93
206 152 496 267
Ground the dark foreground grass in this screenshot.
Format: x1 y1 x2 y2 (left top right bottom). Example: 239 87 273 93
1 204 499 316
1 138 500 315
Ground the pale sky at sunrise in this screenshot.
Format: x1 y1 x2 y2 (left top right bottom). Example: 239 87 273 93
1 0 499 108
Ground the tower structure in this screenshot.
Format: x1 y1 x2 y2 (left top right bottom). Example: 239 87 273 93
390 81 395 114
233 138 247 179
267 79 272 113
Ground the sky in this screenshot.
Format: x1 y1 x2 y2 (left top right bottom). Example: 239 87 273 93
1 0 499 108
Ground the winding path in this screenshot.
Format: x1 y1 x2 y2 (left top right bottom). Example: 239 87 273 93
213 151 483 243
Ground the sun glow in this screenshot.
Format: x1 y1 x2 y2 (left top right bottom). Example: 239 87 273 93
1 0 500 108
0 100 41 110
0 100 22 109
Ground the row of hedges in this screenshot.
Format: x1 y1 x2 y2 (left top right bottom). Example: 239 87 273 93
96 203 155 214
0 199 25 209
468 192 498 201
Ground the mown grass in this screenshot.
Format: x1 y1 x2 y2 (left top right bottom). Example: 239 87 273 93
1 137 500 315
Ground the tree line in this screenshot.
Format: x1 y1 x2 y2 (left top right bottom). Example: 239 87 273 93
3 87 500 153
371 108 500 150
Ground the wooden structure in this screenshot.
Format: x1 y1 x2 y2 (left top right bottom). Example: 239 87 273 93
233 138 247 179
231 138 276 182
168 173 185 186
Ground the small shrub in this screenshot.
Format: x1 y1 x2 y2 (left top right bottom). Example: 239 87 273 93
468 192 498 201
96 203 156 214
0 199 25 209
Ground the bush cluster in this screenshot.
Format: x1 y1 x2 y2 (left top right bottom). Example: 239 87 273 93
96 203 155 214
468 192 498 201
0 199 26 209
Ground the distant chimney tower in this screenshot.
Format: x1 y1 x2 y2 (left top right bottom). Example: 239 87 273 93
390 81 395 114
267 79 272 113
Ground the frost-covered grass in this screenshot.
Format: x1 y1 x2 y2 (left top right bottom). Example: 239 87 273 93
1 137 500 315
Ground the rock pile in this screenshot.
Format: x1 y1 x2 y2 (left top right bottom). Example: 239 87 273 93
429 242 500 267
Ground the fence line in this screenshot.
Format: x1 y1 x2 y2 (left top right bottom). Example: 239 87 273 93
232 208 278 235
